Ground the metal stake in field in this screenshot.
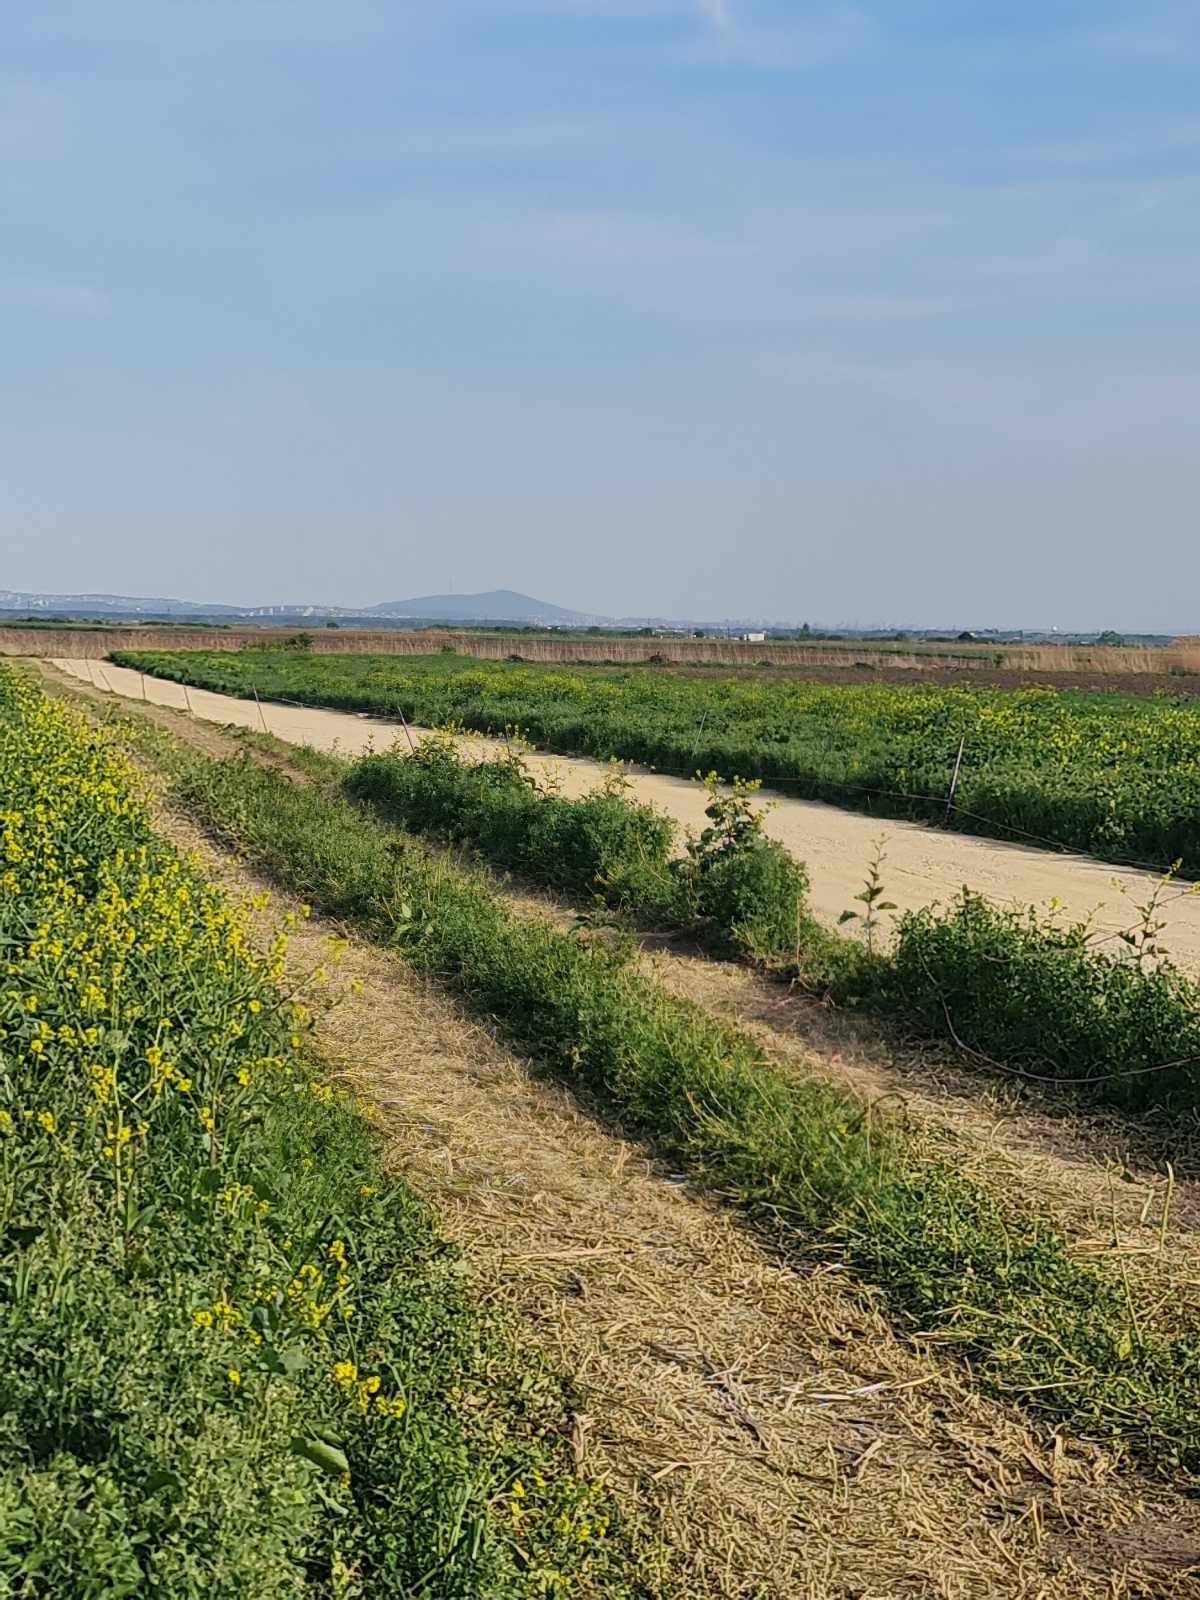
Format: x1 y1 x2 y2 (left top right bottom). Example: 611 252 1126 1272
183 683 194 715
944 736 965 824
251 683 269 734
140 673 148 702
396 705 416 752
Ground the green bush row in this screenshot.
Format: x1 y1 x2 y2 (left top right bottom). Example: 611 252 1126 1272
0 673 633 1600
886 891 1200 1111
345 737 828 967
165 749 1200 1476
346 740 1200 1113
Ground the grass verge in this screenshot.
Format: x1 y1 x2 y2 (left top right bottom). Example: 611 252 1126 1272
347 741 1200 1114
152 744 1200 1478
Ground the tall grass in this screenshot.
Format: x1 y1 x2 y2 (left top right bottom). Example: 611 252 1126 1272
346 738 831 967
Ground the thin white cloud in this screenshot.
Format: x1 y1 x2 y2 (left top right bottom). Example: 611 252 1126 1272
762 355 1200 444
791 292 957 321
698 0 733 29
1087 24 1190 60
1083 5 1196 61
684 4 872 69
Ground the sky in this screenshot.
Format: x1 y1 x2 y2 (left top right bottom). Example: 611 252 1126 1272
2 2 1199 628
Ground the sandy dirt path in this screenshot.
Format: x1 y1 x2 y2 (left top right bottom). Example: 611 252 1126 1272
55 656 1200 971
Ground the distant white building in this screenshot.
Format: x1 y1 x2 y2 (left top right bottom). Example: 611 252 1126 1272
740 630 767 643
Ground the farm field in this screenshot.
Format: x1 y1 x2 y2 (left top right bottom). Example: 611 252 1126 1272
114 649 1200 874
38 668 1200 1440
29 665 1200 1595
53 656 1200 973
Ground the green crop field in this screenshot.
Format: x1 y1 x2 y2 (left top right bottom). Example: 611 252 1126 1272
117 648 1200 872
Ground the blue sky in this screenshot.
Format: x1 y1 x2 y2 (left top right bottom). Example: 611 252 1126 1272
3 1 1199 626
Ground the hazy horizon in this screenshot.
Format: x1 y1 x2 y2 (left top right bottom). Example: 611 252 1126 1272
4 3 1199 631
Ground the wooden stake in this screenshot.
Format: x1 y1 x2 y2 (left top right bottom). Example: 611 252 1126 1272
183 683 193 715
397 705 416 752
252 684 268 733
944 736 965 824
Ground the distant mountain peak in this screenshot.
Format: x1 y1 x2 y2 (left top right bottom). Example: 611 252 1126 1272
368 589 605 625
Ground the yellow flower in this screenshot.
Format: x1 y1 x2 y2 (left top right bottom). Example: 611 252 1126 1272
227 1368 242 1387
37 1109 55 1133
192 1309 214 1329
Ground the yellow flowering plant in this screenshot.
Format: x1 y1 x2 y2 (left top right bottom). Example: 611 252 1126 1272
0 671 626 1598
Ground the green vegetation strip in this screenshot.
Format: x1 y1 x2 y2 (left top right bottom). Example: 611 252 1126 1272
156 742 1200 1477
115 647 1200 873
350 740 1200 1113
0 671 638 1599
346 736 827 968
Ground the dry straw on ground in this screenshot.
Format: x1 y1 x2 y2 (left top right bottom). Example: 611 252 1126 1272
36 664 1200 1599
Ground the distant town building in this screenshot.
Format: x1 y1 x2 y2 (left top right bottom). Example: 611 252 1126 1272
740 630 767 643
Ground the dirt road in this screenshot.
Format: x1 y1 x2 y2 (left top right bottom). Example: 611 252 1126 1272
54 656 1200 970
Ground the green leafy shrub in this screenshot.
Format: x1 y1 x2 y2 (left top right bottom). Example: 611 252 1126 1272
348 736 676 911
886 890 1200 1110
670 778 816 962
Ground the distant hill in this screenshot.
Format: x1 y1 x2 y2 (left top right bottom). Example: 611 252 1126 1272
0 589 243 616
368 589 604 625
0 587 608 626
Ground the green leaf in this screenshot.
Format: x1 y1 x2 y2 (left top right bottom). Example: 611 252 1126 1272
144 1470 184 1498
264 1345 308 1377
837 910 858 925
290 1435 350 1478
